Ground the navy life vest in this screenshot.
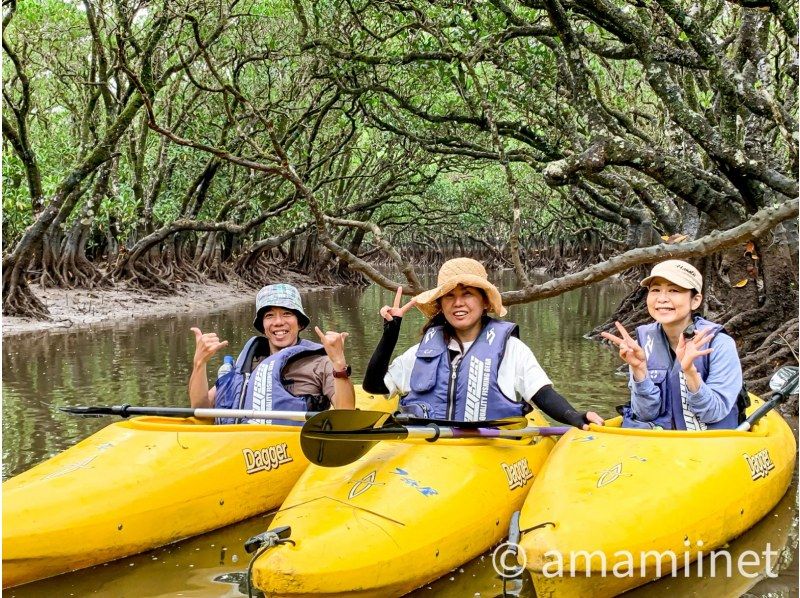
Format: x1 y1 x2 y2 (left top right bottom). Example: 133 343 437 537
400 319 528 421
214 337 328 426
622 316 739 430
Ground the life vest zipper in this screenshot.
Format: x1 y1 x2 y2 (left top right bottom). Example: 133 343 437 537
235 372 251 423
447 368 458 420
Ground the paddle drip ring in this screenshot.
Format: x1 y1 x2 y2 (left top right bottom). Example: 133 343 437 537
425 423 441 442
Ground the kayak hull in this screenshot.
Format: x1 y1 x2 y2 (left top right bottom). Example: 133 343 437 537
3 417 306 588
252 410 557 597
518 398 796 598
2 390 393 588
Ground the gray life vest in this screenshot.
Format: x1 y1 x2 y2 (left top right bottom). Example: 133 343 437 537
215 338 328 425
400 319 528 421
622 316 739 430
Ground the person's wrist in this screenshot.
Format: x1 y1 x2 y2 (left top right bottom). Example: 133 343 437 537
631 365 647 382
562 409 586 428
332 364 351 379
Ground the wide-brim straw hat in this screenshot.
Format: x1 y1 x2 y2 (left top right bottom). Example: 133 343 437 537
413 258 507 319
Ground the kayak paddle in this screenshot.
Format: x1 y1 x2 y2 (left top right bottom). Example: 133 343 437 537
60 404 528 429
736 365 798 431
59 405 315 422
300 409 569 467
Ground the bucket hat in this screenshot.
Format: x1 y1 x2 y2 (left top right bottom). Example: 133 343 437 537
253 284 310 333
413 258 507 319
640 260 703 293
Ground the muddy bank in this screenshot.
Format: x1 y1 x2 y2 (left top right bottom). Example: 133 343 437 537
2 273 332 338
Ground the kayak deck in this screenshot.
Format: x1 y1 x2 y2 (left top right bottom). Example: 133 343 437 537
252 410 557 597
3 389 394 588
518 398 796 597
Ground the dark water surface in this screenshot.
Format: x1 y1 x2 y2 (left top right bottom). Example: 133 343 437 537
3 276 797 597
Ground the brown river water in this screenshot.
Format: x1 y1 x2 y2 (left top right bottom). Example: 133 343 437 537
3 274 797 597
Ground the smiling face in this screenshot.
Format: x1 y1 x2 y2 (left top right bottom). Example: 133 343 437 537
439 285 489 342
261 306 300 353
646 277 702 330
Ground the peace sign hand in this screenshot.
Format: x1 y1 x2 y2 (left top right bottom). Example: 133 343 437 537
600 321 648 380
379 286 417 321
676 327 714 374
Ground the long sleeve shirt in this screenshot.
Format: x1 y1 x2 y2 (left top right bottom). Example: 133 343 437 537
630 332 742 424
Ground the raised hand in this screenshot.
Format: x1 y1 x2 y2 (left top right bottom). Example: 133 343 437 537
314 326 350 369
379 286 417 321
676 327 714 373
600 321 647 380
190 327 228 366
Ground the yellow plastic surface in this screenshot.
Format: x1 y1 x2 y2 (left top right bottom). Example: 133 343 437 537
518 397 796 597
252 410 557 597
2 387 391 588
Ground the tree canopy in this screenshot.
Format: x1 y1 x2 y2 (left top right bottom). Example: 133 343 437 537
3 0 797 386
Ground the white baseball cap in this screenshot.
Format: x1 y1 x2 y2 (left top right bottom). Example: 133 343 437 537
640 260 703 293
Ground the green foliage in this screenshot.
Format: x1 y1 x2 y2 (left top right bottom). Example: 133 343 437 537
2 0 794 269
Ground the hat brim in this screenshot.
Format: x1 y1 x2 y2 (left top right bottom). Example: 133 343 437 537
413 274 507 319
639 273 700 293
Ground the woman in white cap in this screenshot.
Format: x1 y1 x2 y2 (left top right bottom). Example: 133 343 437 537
601 260 744 430
363 258 603 428
189 283 355 423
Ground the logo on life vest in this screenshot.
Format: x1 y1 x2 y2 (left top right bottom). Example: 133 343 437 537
251 361 275 415
744 448 775 480
464 356 492 421
243 442 292 474
643 335 655 360
502 458 533 490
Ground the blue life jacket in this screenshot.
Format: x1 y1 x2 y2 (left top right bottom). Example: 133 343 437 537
622 316 739 430
215 338 328 426
400 319 528 421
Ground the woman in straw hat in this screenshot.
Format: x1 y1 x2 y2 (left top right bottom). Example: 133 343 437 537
601 260 744 430
363 258 603 428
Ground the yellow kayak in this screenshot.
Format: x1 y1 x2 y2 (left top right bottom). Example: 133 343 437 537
2 388 391 589
518 397 796 597
251 409 557 597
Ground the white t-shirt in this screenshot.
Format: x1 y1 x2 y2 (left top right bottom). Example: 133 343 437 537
384 336 552 405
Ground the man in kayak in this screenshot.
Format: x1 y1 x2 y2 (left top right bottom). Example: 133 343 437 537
362 258 603 429
189 283 355 423
601 260 744 430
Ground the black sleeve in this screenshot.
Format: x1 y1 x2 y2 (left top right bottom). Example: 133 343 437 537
531 385 588 428
362 317 403 394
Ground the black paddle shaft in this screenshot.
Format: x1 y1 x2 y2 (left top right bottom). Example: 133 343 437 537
61 404 201 418
739 368 799 431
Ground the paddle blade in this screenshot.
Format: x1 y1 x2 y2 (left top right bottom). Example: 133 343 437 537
59 405 115 417
300 410 391 467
